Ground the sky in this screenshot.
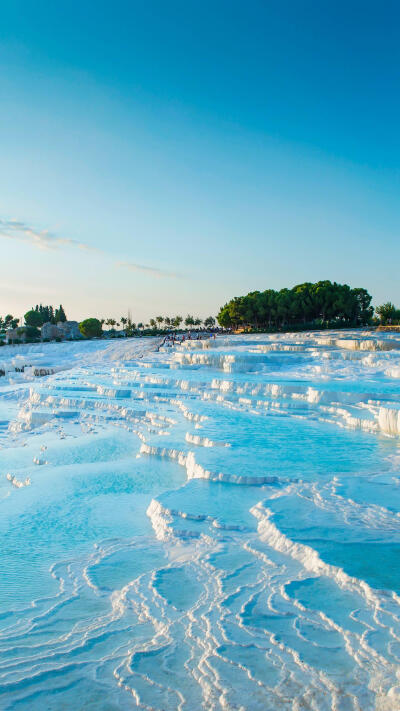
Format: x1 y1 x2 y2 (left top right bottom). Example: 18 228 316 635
1 0 399 322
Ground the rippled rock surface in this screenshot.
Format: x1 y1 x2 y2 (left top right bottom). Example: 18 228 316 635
1 331 400 710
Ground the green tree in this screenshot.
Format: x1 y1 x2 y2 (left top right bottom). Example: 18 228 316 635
2 314 19 330
55 304 67 322
241 292 260 327
375 302 397 324
125 320 136 335
217 304 232 329
256 290 277 328
24 310 44 328
352 288 373 324
79 318 102 339
16 326 40 341
227 297 246 328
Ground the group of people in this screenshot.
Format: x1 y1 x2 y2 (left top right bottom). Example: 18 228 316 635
159 331 216 349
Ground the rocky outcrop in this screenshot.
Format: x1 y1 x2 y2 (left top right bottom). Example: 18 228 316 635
41 323 62 340
41 321 81 340
56 321 81 339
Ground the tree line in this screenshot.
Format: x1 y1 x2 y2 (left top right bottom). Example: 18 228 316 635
0 305 68 343
217 281 375 330
24 304 67 327
96 314 216 333
0 308 217 342
2 288 399 344
77 315 217 339
0 304 68 332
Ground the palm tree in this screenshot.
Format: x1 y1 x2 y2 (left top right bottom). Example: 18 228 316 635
174 316 183 329
149 318 157 329
185 315 195 328
194 317 202 327
120 317 127 328
156 316 164 328
126 321 136 335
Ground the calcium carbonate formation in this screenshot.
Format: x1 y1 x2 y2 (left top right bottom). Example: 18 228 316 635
0 330 400 711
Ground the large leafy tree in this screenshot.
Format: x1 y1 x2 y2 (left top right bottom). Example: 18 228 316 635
24 310 44 328
227 297 246 328
79 318 102 339
217 305 232 328
1 314 19 330
375 302 399 324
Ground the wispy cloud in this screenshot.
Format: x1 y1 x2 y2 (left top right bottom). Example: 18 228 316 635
0 217 181 280
0 218 100 253
116 261 180 279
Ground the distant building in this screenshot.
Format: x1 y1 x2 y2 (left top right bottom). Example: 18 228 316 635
5 328 27 343
57 321 81 339
40 321 81 341
41 323 62 340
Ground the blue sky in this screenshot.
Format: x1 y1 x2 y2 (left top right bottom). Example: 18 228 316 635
1 0 399 321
